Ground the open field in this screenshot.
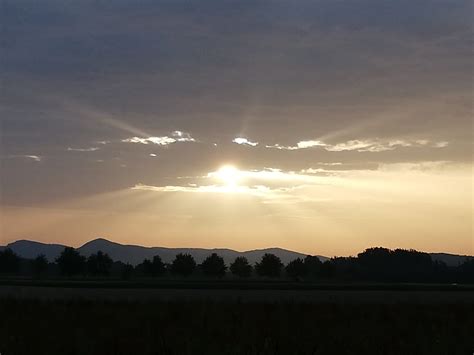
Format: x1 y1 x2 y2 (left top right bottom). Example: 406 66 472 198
1 285 474 304
1 281 473 354
1 298 473 355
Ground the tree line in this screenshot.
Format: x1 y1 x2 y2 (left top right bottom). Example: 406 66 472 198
0 246 473 283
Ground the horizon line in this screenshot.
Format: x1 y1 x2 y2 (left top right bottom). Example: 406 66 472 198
2 237 473 258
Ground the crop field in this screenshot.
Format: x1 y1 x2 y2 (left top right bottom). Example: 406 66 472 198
1 284 474 304
0 284 473 355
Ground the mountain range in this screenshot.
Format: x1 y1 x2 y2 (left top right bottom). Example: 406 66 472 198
0 239 328 266
1 239 471 267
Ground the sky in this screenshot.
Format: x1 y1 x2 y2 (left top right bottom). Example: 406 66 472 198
1 0 472 256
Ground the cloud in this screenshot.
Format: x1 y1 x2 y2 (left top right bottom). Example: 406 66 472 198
324 139 405 152
6 155 42 162
296 140 327 149
325 139 448 152
172 131 196 142
377 161 456 172
67 147 100 152
266 138 448 152
2 0 470 214
434 141 449 148
23 155 42 162
300 168 341 176
123 137 175 145
266 140 325 150
132 183 280 197
122 131 196 146
127 161 470 210
232 137 259 147
317 162 343 166
131 167 336 201
206 167 329 185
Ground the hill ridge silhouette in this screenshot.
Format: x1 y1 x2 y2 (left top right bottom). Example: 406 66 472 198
3 238 327 266
2 238 472 267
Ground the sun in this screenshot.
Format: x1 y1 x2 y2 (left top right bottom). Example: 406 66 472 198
214 165 241 187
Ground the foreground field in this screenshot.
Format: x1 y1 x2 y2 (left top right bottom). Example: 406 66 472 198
1 298 473 355
1 284 474 304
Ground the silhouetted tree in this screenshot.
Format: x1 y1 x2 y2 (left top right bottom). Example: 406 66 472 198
86 251 113 276
121 263 134 280
31 254 49 277
137 259 153 276
230 256 252 278
391 249 432 282
201 253 227 277
151 256 166 276
459 259 474 283
357 247 392 281
331 257 360 280
0 249 20 274
320 260 334 279
304 255 322 278
357 247 433 282
139 255 166 277
432 260 449 283
170 253 196 277
285 258 307 280
56 247 86 276
255 253 283 278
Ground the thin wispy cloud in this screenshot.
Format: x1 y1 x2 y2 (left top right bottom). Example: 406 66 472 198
433 141 449 148
67 147 100 152
122 131 196 146
266 140 325 150
123 137 175 145
130 167 337 202
22 155 42 162
132 183 283 197
131 161 461 202
317 162 343 166
300 168 342 175
6 155 42 162
326 139 412 152
266 139 448 152
96 140 110 145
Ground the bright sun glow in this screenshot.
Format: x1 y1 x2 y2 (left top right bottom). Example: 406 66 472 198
214 165 241 187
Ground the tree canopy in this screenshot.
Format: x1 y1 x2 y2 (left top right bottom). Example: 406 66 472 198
0 249 20 274
201 253 227 277
285 258 307 279
86 251 113 276
31 254 49 277
138 255 166 277
170 253 196 277
255 253 283 278
56 247 86 276
230 256 252 278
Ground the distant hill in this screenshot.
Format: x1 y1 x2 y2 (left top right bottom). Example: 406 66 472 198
3 238 328 266
430 253 473 267
4 240 67 262
3 239 471 267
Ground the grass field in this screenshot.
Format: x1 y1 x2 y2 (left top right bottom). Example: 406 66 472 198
2 278 474 290
1 281 473 354
1 298 473 355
